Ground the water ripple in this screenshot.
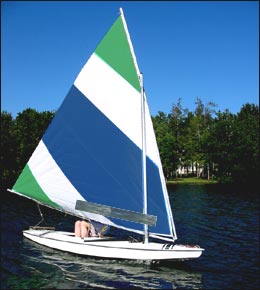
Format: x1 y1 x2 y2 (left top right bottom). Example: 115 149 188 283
1 186 259 289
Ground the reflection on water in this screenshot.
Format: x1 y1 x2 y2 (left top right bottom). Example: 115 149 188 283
1 185 259 289
7 238 202 289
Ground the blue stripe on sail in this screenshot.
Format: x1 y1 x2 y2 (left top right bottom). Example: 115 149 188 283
42 85 170 235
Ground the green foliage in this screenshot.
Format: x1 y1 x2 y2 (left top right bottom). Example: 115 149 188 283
1 100 259 190
1 111 17 187
232 104 259 186
167 177 217 185
1 109 54 189
14 108 55 170
203 109 237 180
152 99 259 187
152 112 176 178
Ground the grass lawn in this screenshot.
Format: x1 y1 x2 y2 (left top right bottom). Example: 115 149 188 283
167 177 218 185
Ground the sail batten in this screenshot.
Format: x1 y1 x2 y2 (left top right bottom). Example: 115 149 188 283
9 8 177 240
75 200 157 226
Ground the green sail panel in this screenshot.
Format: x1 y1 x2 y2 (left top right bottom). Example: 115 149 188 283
95 16 140 92
13 164 60 209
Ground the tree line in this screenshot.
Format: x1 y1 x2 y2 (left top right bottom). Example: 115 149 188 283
1 99 259 190
152 98 259 188
1 108 55 189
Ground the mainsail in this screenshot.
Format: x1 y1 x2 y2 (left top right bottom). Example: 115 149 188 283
9 9 177 241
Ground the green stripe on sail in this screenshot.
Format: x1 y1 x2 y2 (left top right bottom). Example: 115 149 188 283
13 164 60 209
95 16 141 92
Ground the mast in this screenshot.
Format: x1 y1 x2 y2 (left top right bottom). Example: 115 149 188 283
140 73 148 244
119 8 149 242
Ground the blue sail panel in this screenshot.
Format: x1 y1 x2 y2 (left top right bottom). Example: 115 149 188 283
42 85 171 236
10 9 176 239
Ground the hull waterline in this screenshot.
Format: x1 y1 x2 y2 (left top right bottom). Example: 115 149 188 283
23 230 204 261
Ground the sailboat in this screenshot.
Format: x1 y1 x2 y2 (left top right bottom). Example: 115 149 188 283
8 8 204 262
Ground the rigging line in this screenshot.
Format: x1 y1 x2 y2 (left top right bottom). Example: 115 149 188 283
34 202 67 229
35 203 45 226
7 189 84 220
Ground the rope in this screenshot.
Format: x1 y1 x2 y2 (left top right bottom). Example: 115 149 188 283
35 204 45 226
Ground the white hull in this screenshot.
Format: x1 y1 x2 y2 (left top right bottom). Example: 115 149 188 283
23 229 204 261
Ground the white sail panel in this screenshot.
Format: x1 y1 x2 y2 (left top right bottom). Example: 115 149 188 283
74 50 175 237
144 98 176 238
27 140 113 225
74 53 160 165
28 140 83 210
9 9 177 240
74 53 142 152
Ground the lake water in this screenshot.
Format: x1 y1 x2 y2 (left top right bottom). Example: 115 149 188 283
1 184 259 289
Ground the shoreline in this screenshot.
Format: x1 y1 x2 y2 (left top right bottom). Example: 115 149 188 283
166 177 218 185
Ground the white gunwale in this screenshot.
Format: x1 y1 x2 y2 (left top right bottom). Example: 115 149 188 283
23 230 204 261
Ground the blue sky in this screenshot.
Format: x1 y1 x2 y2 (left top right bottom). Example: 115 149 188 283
1 1 259 117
